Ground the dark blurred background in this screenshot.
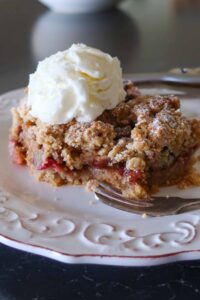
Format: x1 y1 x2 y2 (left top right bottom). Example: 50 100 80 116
0 0 200 94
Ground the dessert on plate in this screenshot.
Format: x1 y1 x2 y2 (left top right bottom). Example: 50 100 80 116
9 44 200 200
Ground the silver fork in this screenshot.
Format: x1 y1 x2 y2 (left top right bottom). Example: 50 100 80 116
94 182 200 216
124 67 200 85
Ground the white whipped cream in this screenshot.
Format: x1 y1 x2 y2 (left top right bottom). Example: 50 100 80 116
28 44 126 124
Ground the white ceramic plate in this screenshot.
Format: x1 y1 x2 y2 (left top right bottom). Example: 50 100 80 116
0 86 200 266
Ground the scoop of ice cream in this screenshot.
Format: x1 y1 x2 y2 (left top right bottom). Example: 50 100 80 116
28 43 126 124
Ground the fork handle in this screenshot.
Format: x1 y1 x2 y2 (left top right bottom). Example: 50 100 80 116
124 72 200 85
177 199 200 213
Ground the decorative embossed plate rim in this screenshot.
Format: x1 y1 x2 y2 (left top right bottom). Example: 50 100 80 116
0 86 200 266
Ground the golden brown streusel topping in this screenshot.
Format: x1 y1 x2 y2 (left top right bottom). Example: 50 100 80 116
10 82 200 200
11 89 200 175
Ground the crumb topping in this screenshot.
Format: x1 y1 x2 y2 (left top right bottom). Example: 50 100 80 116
11 85 200 174
10 82 200 199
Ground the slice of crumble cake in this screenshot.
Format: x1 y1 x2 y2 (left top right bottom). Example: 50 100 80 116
9 81 200 199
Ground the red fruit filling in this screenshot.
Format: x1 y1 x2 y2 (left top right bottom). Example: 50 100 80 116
92 159 144 183
92 159 110 168
38 158 60 170
37 157 144 184
124 169 145 183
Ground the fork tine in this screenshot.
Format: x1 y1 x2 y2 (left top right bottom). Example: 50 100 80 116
95 183 153 208
95 192 174 216
95 181 200 216
96 188 153 208
98 182 154 203
95 192 153 215
98 182 124 197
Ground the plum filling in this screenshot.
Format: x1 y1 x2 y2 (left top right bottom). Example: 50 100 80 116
36 157 73 176
38 158 61 171
37 156 145 184
10 138 195 188
124 169 145 183
92 159 145 183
